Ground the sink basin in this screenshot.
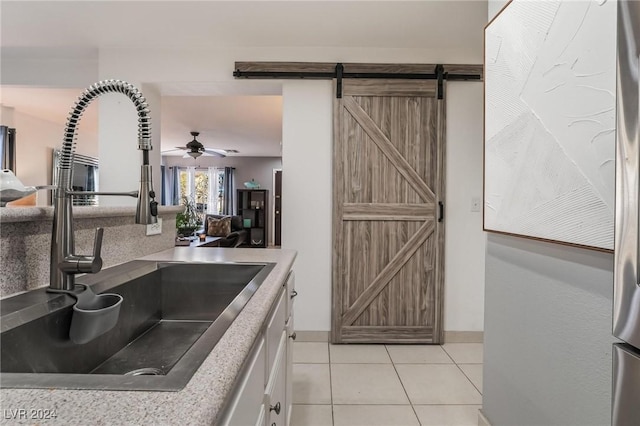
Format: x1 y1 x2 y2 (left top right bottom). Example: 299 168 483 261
0 260 275 391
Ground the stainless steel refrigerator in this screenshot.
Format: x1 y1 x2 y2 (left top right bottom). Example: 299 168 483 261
613 1 640 425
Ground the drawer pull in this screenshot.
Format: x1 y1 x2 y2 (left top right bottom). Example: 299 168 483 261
290 290 298 299
289 332 297 340
270 402 281 415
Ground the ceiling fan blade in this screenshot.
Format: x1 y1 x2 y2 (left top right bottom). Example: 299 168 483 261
203 148 226 158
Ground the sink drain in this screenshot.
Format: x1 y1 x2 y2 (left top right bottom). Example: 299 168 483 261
124 367 164 376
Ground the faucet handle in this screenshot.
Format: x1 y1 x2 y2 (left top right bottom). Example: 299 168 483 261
80 227 104 274
92 227 104 266
61 227 103 274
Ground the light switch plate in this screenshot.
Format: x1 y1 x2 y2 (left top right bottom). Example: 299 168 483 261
146 218 162 236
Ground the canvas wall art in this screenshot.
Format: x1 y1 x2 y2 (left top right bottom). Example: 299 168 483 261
484 0 616 250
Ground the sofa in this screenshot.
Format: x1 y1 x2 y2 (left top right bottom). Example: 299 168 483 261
203 214 248 248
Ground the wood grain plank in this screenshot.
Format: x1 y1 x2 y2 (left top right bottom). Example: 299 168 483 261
343 79 436 97
341 220 435 326
331 90 345 343
235 61 336 73
432 99 447 344
341 326 435 343
343 203 434 220
343 96 435 203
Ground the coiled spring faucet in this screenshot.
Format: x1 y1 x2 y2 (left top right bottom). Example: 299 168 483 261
50 80 158 292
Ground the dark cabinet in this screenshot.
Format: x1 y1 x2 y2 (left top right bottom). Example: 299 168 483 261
237 189 268 248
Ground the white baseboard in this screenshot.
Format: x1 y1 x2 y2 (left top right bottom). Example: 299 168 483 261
478 409 492 426
294 330 483 343
444 331 484 343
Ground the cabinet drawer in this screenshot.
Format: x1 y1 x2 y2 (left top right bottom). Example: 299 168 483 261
219 336 266 426
266 289 286 381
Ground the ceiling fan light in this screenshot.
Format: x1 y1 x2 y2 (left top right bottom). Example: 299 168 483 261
187 151 202 158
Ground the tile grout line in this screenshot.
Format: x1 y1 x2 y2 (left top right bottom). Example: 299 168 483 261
440 345 484 398
444 343 484 397
328 343 335 426
384 344 423 426
455 363 483 396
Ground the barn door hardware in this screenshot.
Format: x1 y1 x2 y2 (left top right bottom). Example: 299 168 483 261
435 64 445 100
233 62 483 100
336 63 344 98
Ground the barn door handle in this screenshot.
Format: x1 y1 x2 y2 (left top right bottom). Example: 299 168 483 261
438 201 444 222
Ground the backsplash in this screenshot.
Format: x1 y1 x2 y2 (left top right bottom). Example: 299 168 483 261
0 206 183 297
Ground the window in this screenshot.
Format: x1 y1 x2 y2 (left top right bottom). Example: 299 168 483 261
177 167 225 220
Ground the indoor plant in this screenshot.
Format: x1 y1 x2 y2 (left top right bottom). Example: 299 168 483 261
176 195 202 237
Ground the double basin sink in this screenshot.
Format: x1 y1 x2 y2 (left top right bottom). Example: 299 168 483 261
0 260 274 391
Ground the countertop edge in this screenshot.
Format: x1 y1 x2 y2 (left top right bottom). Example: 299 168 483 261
0 205 184 223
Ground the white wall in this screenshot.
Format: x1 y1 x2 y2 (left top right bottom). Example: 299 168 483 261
97 81 162 207
445 82 485 331
282 81 333 331
3 107 98 206
1 47 98 88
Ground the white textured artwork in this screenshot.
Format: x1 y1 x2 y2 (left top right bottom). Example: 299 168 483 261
484 0 616 250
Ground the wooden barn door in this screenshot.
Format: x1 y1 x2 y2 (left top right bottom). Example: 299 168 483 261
332 79 445 344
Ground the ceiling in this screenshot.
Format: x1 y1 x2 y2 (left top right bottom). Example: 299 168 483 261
0 1 487 157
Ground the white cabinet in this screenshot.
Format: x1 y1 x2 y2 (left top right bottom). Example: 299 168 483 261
285 272 296 426
265 331 287 426
265 270 296 426
218 270 296 426
218 337 266 426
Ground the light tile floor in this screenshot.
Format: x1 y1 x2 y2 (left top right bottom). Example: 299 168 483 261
291 342 483 426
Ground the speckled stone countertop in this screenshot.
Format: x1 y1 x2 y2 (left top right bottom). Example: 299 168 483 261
0 247 297 425
0 205 184 223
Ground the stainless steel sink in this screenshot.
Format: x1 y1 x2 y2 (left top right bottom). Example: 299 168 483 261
0 260 274 391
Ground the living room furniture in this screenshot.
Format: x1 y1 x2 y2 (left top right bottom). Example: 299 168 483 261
203 214 247 248
237 189 268 248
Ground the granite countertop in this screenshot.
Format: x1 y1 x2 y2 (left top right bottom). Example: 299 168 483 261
0 205 184 223
0 247 297 425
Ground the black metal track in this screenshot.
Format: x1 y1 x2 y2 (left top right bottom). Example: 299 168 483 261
233 63 481 99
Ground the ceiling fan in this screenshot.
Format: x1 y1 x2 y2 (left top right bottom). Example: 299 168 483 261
164 131 227 158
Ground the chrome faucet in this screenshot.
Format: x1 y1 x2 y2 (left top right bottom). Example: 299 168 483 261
49 80 158 292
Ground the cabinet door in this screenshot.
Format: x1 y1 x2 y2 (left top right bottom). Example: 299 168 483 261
219 337 266 426
255 404 266 426
266 288 286 382
266 331 287 426
285 317 294 426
